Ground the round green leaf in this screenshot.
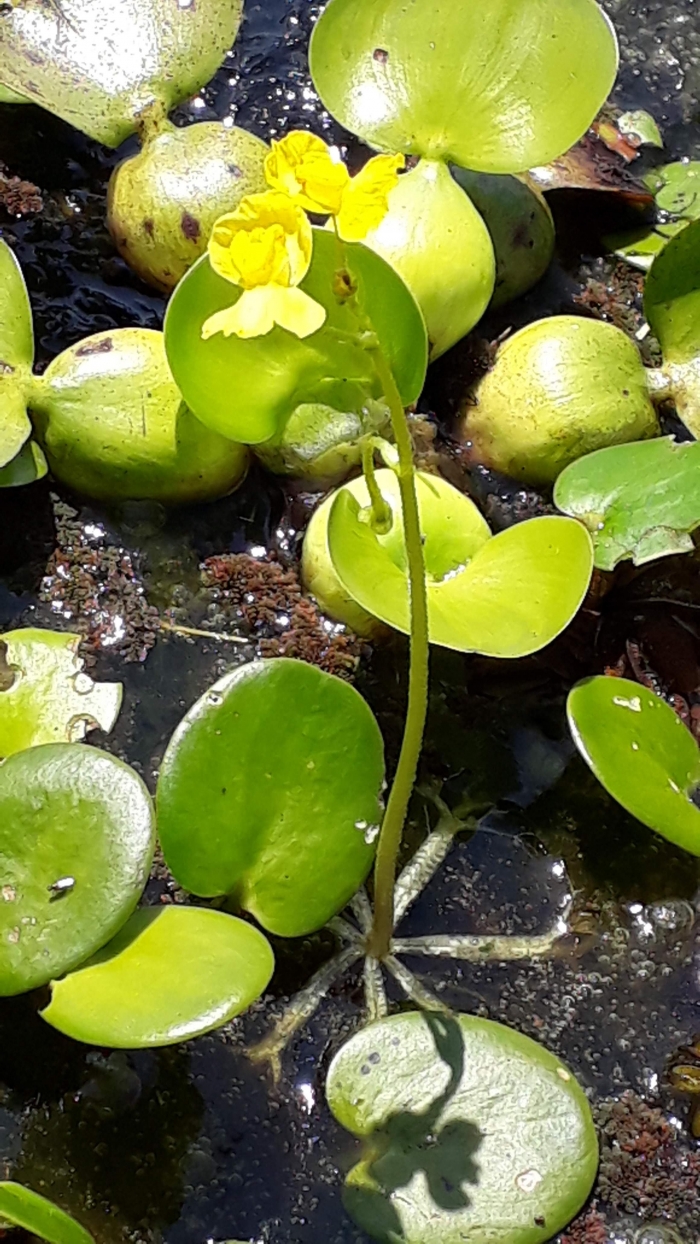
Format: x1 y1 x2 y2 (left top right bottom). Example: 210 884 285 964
164 228 427 446
0 378 32 471
360 160 495 361
326 1011 598 1244
309 0 618 174
555 436 700 571
107 123 269 292
323 469 593 656
0 743 155 994
0 439 47 488
0 1182 93 1244
41 906 274 1048
0 628 122 757
157 659 385 937
0 238 33 370
568 676 700 856
0 0 243 148
29 328 248 504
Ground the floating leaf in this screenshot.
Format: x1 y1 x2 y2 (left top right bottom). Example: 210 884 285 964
107 123 269 292
554 437 700 570
157 659 385 937
645 217 700 437
0 0 244 147
0 743 155 994
0 1182 93 1244
609 162 700 271
0 440 48 488
568 676 700 856
360 160 495 360
29 328 248 504
0 628 122 757
326 1011 598 1244
323 469 593 657
617 109 663 148
41 907 274 1048
165 228 427 446
309 0 618 175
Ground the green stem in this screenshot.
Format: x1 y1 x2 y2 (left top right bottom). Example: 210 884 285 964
365 347 430 961
361 438 393 534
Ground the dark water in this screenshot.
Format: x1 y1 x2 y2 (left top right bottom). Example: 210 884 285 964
0 3 699 1242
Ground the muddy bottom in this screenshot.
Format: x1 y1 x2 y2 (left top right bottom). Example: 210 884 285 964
0 1 699 1241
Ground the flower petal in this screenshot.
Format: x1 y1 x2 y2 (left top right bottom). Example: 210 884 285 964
267 286 327 339
337 153 406 241
201 287 278 340
207 191 314 291
266 130 349 215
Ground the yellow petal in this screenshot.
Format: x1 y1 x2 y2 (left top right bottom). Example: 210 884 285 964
266 286 327 339
201 288 277 340
265 130 349 215
337 153 405 241
207 191 313 290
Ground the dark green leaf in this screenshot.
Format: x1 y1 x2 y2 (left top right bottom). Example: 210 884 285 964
568 676 700 856
0 439 48 488
157 659 385 937
0 743 155 994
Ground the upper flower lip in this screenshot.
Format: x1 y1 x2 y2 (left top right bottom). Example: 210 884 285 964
264 130 405 241
208 190 313 290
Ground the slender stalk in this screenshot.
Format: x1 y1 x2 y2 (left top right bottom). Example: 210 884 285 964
365 347 430 960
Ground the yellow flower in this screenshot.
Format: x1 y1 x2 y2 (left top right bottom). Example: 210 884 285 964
265 130 405 241
201 190 326 341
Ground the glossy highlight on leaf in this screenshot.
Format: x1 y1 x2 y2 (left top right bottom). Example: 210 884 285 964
0 1182 93 1244
326 1011 598 1244
0 743 155 994
568 676 700 856
41 907 274 1048
157 659 385 937
0 628 122 758
0 0 244 147
165 228 427 446
310 0 618 174
555 437 700 570
324 469 593 657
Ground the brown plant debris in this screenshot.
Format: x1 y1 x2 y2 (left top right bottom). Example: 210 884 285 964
559 1206 609 1244
0 165 43 216
199 552 361 679
40 499 159 664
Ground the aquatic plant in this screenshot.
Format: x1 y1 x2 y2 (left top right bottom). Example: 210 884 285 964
0 0 266 289
568 675 700 857
0 239 248 503
309 0 617 356
609 159 700 271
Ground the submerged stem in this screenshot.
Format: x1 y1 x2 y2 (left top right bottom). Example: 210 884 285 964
365 348 430 960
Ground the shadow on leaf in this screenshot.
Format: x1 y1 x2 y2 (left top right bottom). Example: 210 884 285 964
344 1013 482 1240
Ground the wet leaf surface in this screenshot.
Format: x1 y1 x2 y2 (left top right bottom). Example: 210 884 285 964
42 907 274 1048
326 1011 598 1244
157 658 385 936
0 743 155 993
554 436 700 570
0 0 244 147
310 0 618 175
0 628 122 756
568 675 700 856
